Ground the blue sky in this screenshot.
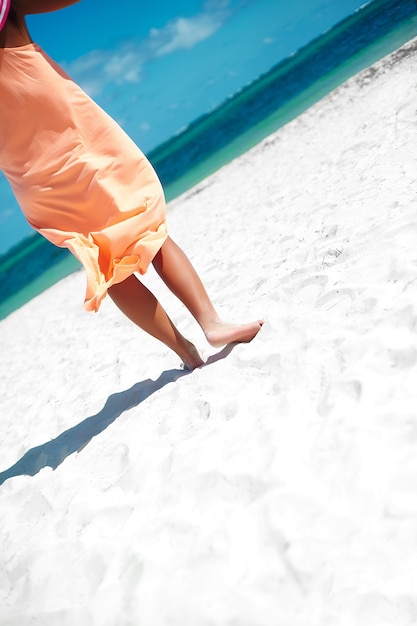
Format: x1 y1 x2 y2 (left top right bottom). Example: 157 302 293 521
1 0 368 253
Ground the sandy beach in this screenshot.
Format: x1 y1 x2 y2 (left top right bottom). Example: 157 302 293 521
1 37 417 625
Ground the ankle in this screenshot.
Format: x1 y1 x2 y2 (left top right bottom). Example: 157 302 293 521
176 339 204 370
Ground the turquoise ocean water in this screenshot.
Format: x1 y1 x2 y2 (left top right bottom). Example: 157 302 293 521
1 0 416 320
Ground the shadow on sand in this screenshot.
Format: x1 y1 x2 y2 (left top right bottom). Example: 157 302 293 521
0 344 236 486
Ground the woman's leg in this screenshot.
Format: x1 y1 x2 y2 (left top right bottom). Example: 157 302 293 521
108 274 204 370
152 237 263 347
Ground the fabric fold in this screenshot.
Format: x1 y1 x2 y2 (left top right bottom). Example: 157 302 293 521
40 224 167 312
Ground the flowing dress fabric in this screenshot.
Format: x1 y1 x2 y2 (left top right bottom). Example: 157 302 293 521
0 43 167 312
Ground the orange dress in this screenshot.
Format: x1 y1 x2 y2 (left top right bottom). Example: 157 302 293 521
0 43 167 312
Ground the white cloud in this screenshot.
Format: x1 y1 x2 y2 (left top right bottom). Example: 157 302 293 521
150 14 223 57
66 47 143 95
104 51 143 83
66 1 232 97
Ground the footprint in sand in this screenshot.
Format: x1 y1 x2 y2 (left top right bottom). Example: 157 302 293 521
281 273 328 298
285 274 330 306
316 288 356 310
321 247 344 267
294 275 329 292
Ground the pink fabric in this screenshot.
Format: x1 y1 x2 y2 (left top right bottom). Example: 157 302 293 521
0 0 10 30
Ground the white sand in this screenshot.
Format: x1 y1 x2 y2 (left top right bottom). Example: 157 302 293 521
1 38 417 626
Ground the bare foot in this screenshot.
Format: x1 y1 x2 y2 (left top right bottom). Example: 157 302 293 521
180 341 205 371
204 319 264 348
